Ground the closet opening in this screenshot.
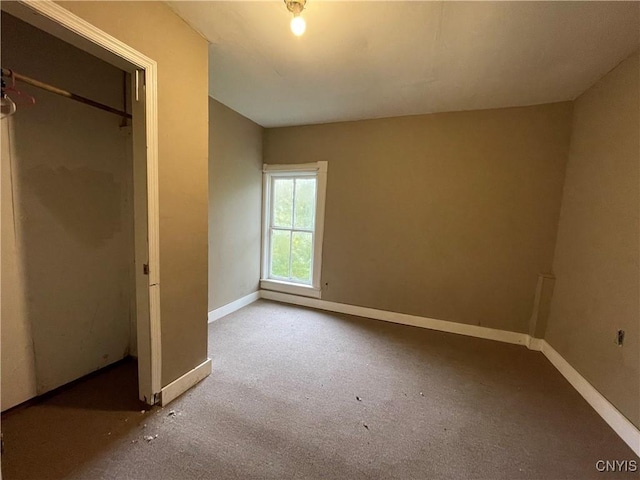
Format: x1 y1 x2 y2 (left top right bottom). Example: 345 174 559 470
1 3 160 412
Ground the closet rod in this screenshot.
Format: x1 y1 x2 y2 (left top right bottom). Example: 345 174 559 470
1 68 132 119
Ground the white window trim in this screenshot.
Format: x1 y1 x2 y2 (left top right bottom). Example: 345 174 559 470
260 161 328 299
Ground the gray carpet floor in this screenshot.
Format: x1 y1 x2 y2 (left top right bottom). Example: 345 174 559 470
2 299 638 479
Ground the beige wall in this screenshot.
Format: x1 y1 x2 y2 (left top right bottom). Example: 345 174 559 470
1 13 134 408
264 102 573 333
57 1 209 386
209 99 262 311
545 52 640 428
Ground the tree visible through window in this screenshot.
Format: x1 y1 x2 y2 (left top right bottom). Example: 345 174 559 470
269 176 317 284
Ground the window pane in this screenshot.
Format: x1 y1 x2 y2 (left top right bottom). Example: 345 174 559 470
270 230 291 278
294 178 316 230
273 178 293 228
291 231 313 283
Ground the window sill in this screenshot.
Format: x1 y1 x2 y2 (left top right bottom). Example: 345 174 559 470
260 279 321 299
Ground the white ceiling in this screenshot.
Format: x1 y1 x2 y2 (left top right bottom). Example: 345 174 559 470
168 1 640 127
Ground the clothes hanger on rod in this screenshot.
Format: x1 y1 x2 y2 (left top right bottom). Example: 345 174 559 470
1 69 37 118
4 69 36 106
1 78 17 118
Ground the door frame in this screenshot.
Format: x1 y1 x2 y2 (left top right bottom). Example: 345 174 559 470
2 0 162 404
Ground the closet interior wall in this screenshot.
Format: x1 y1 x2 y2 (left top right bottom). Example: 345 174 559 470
1 12 136 410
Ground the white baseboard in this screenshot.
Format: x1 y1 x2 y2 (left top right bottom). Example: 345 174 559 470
160 358 211 406
539 341 640 456
259 290 639 456
527 337 545 351
208 291 260 323
260 290 530 346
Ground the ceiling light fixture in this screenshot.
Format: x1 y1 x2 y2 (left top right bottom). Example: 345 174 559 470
285 0 307 36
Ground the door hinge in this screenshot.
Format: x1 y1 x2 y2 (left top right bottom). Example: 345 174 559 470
143 263 150 275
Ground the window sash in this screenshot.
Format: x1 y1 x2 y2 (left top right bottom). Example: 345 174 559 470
268 175 317 284
268 228 315 284
268 174 316 230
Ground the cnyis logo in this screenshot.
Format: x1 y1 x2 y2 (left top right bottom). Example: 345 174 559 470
595 460 638 472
